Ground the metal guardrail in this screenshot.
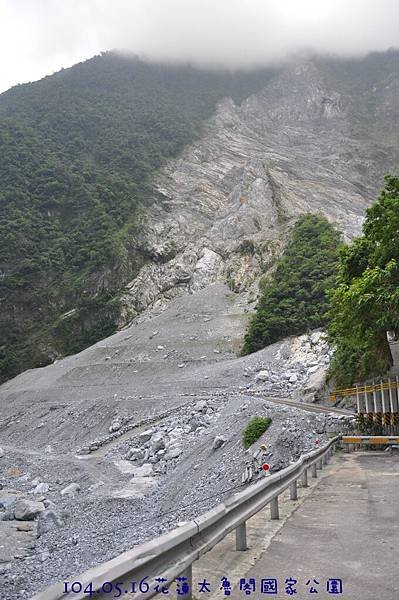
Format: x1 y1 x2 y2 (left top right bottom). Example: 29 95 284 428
31 437 340 600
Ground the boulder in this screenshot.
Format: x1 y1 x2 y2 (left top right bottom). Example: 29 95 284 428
0 494 19 510
212 435 227 450
133 463 153 477
60 483 81 497
255 370 269 382
0 447 4 458
166 446 182 459
30 483 49 495
310 331 323 345
139 429 155 443
150 431 166 452
169 426 184 439
37 509 64 537
109 420 122 433
194 400 207 413
289 373 298 383
189 416 206 432
16 522 33 532
14 500 45 521
126 447 144 461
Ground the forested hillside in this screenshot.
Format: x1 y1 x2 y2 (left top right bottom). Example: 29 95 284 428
0 53 274 381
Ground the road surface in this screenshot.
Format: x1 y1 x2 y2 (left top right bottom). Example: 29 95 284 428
227 451 399 599
257 393 354 416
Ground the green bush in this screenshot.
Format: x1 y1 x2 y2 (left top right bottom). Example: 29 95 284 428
243 416 272 449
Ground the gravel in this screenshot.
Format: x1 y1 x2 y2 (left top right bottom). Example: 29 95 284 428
0 284 355 599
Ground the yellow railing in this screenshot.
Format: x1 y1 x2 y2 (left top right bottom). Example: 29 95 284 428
329 379 399 402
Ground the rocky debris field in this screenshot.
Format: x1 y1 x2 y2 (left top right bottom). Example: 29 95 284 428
0 284 355 599
0 392 355 599
245 331 333 400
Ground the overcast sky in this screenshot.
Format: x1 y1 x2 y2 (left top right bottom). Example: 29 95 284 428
0 0 398 93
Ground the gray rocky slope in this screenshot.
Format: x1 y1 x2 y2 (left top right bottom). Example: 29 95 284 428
0 285 354 599
118 59 399 322
1 56 398 597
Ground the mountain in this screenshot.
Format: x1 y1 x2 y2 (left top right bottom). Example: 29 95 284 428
114 52 399 323
1 50 399 383
0 49 398 599
0 53 275 382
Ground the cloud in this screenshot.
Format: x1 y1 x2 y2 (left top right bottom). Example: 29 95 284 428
0 0 398 92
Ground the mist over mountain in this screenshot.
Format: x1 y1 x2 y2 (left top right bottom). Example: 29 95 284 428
1 49 399 383
2 0 399 92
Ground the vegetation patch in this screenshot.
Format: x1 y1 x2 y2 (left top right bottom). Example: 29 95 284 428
243 416 272 448
327 175 399 385
242 214 341 355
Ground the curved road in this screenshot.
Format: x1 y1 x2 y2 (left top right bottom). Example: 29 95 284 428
252 393 355 416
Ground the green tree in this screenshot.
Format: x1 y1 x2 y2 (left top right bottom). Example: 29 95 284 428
327 176 399 385
243 214 341 354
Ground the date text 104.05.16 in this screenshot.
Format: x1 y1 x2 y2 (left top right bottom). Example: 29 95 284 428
63 576 344 597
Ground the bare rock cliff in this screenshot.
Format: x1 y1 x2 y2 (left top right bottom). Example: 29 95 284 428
119 60 396 323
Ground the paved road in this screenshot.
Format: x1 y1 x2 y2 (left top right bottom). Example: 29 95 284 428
255 394 354 416
229 452 399 600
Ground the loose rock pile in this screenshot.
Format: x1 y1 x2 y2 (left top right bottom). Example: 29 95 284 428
246 331 332 397
122 398 223 476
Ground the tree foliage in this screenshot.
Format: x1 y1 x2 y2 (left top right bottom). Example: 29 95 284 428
327 176 399 385
242 215 341 355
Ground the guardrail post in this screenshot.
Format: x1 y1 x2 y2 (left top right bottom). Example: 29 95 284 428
317 459 323 470
179 565 193 600
289 480 298 500
302 468 309 487
235 522 248 551
312 463 317 478
270 497 279 520
323 453 328 466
